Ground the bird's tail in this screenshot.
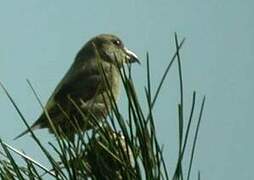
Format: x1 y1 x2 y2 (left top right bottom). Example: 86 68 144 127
14 123 41 140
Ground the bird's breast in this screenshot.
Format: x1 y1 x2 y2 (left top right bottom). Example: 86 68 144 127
108 66 121 101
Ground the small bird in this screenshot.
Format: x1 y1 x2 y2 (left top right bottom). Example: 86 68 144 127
15 34 139 139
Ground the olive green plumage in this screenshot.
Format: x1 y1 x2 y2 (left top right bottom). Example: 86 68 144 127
15 34 139 139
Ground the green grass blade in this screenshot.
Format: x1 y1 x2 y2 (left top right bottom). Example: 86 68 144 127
187 96 206 180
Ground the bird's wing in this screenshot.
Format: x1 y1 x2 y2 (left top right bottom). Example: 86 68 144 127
14 64 103 140
53 65 103 105
15 64 102 139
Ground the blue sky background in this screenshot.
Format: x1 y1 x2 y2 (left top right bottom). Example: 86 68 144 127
0 0 253 179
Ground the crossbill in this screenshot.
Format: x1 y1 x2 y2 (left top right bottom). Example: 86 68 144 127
15 34 139 139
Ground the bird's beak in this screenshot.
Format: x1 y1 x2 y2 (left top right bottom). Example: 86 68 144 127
124 47 140 64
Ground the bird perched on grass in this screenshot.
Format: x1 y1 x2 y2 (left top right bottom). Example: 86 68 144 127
15 34 139 139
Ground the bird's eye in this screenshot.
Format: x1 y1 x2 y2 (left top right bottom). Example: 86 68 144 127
113 40 121 46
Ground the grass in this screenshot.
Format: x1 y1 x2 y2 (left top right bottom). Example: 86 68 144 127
0 33 206 179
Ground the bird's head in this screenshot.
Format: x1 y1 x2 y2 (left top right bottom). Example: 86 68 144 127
88 34 140 66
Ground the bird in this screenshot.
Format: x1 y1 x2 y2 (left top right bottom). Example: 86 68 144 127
15 34 139 140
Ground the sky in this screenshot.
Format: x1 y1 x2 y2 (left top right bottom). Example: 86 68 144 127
0 0 253 179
